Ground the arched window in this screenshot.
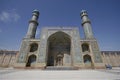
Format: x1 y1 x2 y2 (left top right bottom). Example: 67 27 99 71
82 43 90 52
29 43 38 52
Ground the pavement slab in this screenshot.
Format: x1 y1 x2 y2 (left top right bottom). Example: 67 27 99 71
0 69 120 80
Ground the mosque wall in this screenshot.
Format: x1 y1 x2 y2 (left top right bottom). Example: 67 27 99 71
0 50 120 68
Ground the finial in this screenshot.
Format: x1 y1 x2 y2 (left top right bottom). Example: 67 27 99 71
33 9 39 15
81 10 87 13
80 10 88 17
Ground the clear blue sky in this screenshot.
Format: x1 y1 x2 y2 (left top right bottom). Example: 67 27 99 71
0 0 120 51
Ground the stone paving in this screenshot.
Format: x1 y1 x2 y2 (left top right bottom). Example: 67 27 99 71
0 68 120 80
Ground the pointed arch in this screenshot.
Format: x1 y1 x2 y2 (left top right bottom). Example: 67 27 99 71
83 54 94 68
81 43 90 52
29 43 38 52
83 54 92 63
26 54 36 67
47 31 71 66
48 31 71 41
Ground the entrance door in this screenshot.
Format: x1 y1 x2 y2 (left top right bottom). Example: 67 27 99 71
56 54 63 66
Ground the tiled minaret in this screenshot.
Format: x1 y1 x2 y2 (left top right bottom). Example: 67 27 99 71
80 10 94 39
26 9 39 38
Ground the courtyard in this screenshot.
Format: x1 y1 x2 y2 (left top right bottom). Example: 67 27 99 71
0 67 120 80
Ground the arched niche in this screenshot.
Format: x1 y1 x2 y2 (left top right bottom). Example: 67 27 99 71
83 54 92 63
29 43 38 52
81 43 90 52
83 54 94 68
47 31 71 66
26 54 36 67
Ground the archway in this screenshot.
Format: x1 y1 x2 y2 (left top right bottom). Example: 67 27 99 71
82 43 90 52
47 31 71 66
83 54 93 68
29 43 38 52
26 55 36 67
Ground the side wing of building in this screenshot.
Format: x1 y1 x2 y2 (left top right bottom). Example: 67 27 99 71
0 50 18 67
101 51 120 67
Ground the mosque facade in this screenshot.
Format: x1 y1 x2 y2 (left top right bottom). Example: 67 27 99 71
0 10 120 69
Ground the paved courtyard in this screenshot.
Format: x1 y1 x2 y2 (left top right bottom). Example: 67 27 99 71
0 67 120 80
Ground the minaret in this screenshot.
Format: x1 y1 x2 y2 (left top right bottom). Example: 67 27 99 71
80 10 94 39
26 9 39 38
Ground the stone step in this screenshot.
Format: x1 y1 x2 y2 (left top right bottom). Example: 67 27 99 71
45 66 78 70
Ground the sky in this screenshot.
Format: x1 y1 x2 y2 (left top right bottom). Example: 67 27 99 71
0 0 120 51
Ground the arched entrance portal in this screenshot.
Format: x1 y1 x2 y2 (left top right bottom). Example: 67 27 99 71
26 55 36 67
47 31 71 66
83 54 94 68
